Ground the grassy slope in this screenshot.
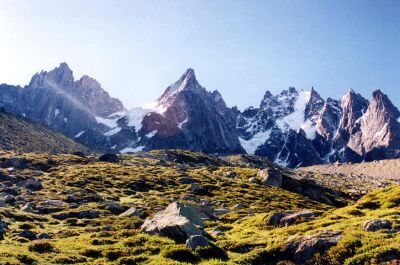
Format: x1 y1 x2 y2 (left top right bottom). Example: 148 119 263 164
228 185 400 265
0 150 398 264
0 111 89 154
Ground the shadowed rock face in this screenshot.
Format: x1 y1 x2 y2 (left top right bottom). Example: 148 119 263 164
0 63 126 150
121 69 244 154
349 90 400 160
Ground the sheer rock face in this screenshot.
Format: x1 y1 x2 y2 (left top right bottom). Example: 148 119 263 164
348 90 400 160
117 68 244 154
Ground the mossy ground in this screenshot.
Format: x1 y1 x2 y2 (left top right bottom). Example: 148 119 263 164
0 150 398 264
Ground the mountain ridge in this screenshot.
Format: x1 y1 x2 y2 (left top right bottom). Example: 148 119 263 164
1 63 399 167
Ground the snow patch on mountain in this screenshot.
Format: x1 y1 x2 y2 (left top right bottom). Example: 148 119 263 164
178 117 188 129
120 146 144 153
276 90 316 139
145 130 157 138
239 129 271 155
104 127 122 136
75 131 85 138
126 102 166 132
95 116 119 128
54 109 60 116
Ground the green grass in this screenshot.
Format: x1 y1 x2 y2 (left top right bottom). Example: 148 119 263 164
0 150 398 264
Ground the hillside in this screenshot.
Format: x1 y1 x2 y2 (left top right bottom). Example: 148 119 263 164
0 109 89 154
0 150 398 264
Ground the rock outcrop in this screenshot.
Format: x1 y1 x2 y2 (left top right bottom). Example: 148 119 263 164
140 202 214 242
363 219 392 232
267 210 317 227
286 230 342 263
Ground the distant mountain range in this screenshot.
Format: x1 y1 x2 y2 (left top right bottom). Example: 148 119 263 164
1 63 399 167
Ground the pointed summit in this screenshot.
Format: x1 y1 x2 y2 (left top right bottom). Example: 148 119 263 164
157 68 202 104
181 68 196 81
305 87 325 120
370 90 400 118
49 62 74 84
29 62 74 87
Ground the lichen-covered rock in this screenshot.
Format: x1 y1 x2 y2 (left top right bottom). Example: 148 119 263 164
363 219 392 232
211 226 224 237
186 235 209 250
102 201 125 214
249 177 258 183
225 171 237 178
268 210 317 227
37 233 53 239
0 220 7 240
21 202 36 213
119 207 146 218
4 195 15 204
18 178 43 191
98 154 119 163
287 230 342 263
214 208 230 215
18 230 37 240
258 168 282 187
189 183 208 195
52 210 100 220
2 157 28 169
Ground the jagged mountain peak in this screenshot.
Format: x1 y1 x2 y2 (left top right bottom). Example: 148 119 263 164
370 89 400 118
77 75 102 90
157 68 201 103
29 62 74 88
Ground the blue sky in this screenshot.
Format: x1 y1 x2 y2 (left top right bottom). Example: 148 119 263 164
0 0 399 110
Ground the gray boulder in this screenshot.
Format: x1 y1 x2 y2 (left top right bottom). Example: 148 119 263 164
3 158 28 169
18 179 43 191
211 226 225 237
268 210 317 227
141 202 213 241
4 195 15 204
119 207 146 218
37 233 53 239
178 177 197 184
248 177 258 184
52 210 100 220
287 230 342 264
102 201 125 214
98 154 119 163
233 203 247 210
363 219 392 232
225 171 237 178
189 183 208 195
18 230 37 240
186 235 209 250
214 208 230 215
258 168 282 187
287 230 342 263
0 221 7 240
21 202 35 213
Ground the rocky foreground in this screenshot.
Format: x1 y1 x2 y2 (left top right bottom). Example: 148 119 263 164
0 150 398 264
